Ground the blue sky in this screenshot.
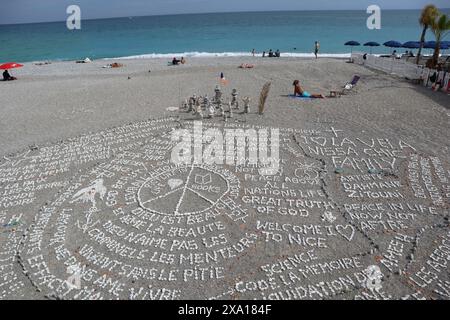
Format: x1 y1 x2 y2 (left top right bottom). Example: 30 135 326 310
1 0 449 24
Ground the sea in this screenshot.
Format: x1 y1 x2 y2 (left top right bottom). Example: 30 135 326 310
1 10 449 62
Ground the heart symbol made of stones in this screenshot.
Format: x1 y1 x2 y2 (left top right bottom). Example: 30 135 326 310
336 225 355 242
168 179 183 190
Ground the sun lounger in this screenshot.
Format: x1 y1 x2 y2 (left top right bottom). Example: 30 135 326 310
329 75 360 97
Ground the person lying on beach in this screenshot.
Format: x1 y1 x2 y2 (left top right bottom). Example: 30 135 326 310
2 70 17 81
102 62 124 68
35 61 51 66
76 58 91 63
239 63 254 69
293 80 324 98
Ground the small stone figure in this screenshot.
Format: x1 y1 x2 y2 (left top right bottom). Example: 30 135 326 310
231 89 239 109
195 98 203 118
181 99 188 111
242 96 251 113
191 95 198 114
187 97 194 113
208 103 215 118
228 102 233 118
218 105 224 117
203 95 210 110
214 86 222 104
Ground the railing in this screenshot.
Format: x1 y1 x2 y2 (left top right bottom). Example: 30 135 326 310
352 52 450 92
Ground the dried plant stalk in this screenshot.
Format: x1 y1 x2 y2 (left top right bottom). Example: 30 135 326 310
258 82 271 115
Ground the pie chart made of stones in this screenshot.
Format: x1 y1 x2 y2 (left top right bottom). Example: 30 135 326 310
138 165 230 216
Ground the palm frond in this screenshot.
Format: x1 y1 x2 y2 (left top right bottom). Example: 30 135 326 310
419 5 438 27
258 82 271 115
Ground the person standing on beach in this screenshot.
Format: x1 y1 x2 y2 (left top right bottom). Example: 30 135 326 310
252 49 256 57
314 41 320 59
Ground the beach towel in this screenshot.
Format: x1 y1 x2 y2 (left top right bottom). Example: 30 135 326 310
288 93 319 99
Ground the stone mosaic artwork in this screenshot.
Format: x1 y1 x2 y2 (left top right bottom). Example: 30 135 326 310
0 117 449 300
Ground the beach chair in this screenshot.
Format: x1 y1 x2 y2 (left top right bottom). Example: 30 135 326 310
329 75 361 97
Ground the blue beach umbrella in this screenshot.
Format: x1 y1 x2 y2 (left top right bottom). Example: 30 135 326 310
402 41 421 57
402 41 421 49
363 41 380 54
383 41 403 48
441 41 450 52
424 41 449 49
383 41 403 55
344 41 360 55
424 41 450 56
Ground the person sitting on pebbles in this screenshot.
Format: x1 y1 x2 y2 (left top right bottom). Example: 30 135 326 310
3 69 17 81
172 57 180 65
293 80 324 98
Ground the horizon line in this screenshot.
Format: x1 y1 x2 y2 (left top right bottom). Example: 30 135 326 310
2 8 450 27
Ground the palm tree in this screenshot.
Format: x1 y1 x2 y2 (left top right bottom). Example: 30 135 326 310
430 13 450 68
416 4 439 64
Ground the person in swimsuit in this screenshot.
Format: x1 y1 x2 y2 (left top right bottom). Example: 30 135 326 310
293 80 324 98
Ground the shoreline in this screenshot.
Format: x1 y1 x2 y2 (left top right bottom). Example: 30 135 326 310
15 52 353 64
18 51 439 65
109 52 352 60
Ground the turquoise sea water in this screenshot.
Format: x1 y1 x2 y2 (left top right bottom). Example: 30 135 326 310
0 10 449 62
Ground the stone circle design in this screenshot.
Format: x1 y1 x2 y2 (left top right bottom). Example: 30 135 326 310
0 118 448 300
